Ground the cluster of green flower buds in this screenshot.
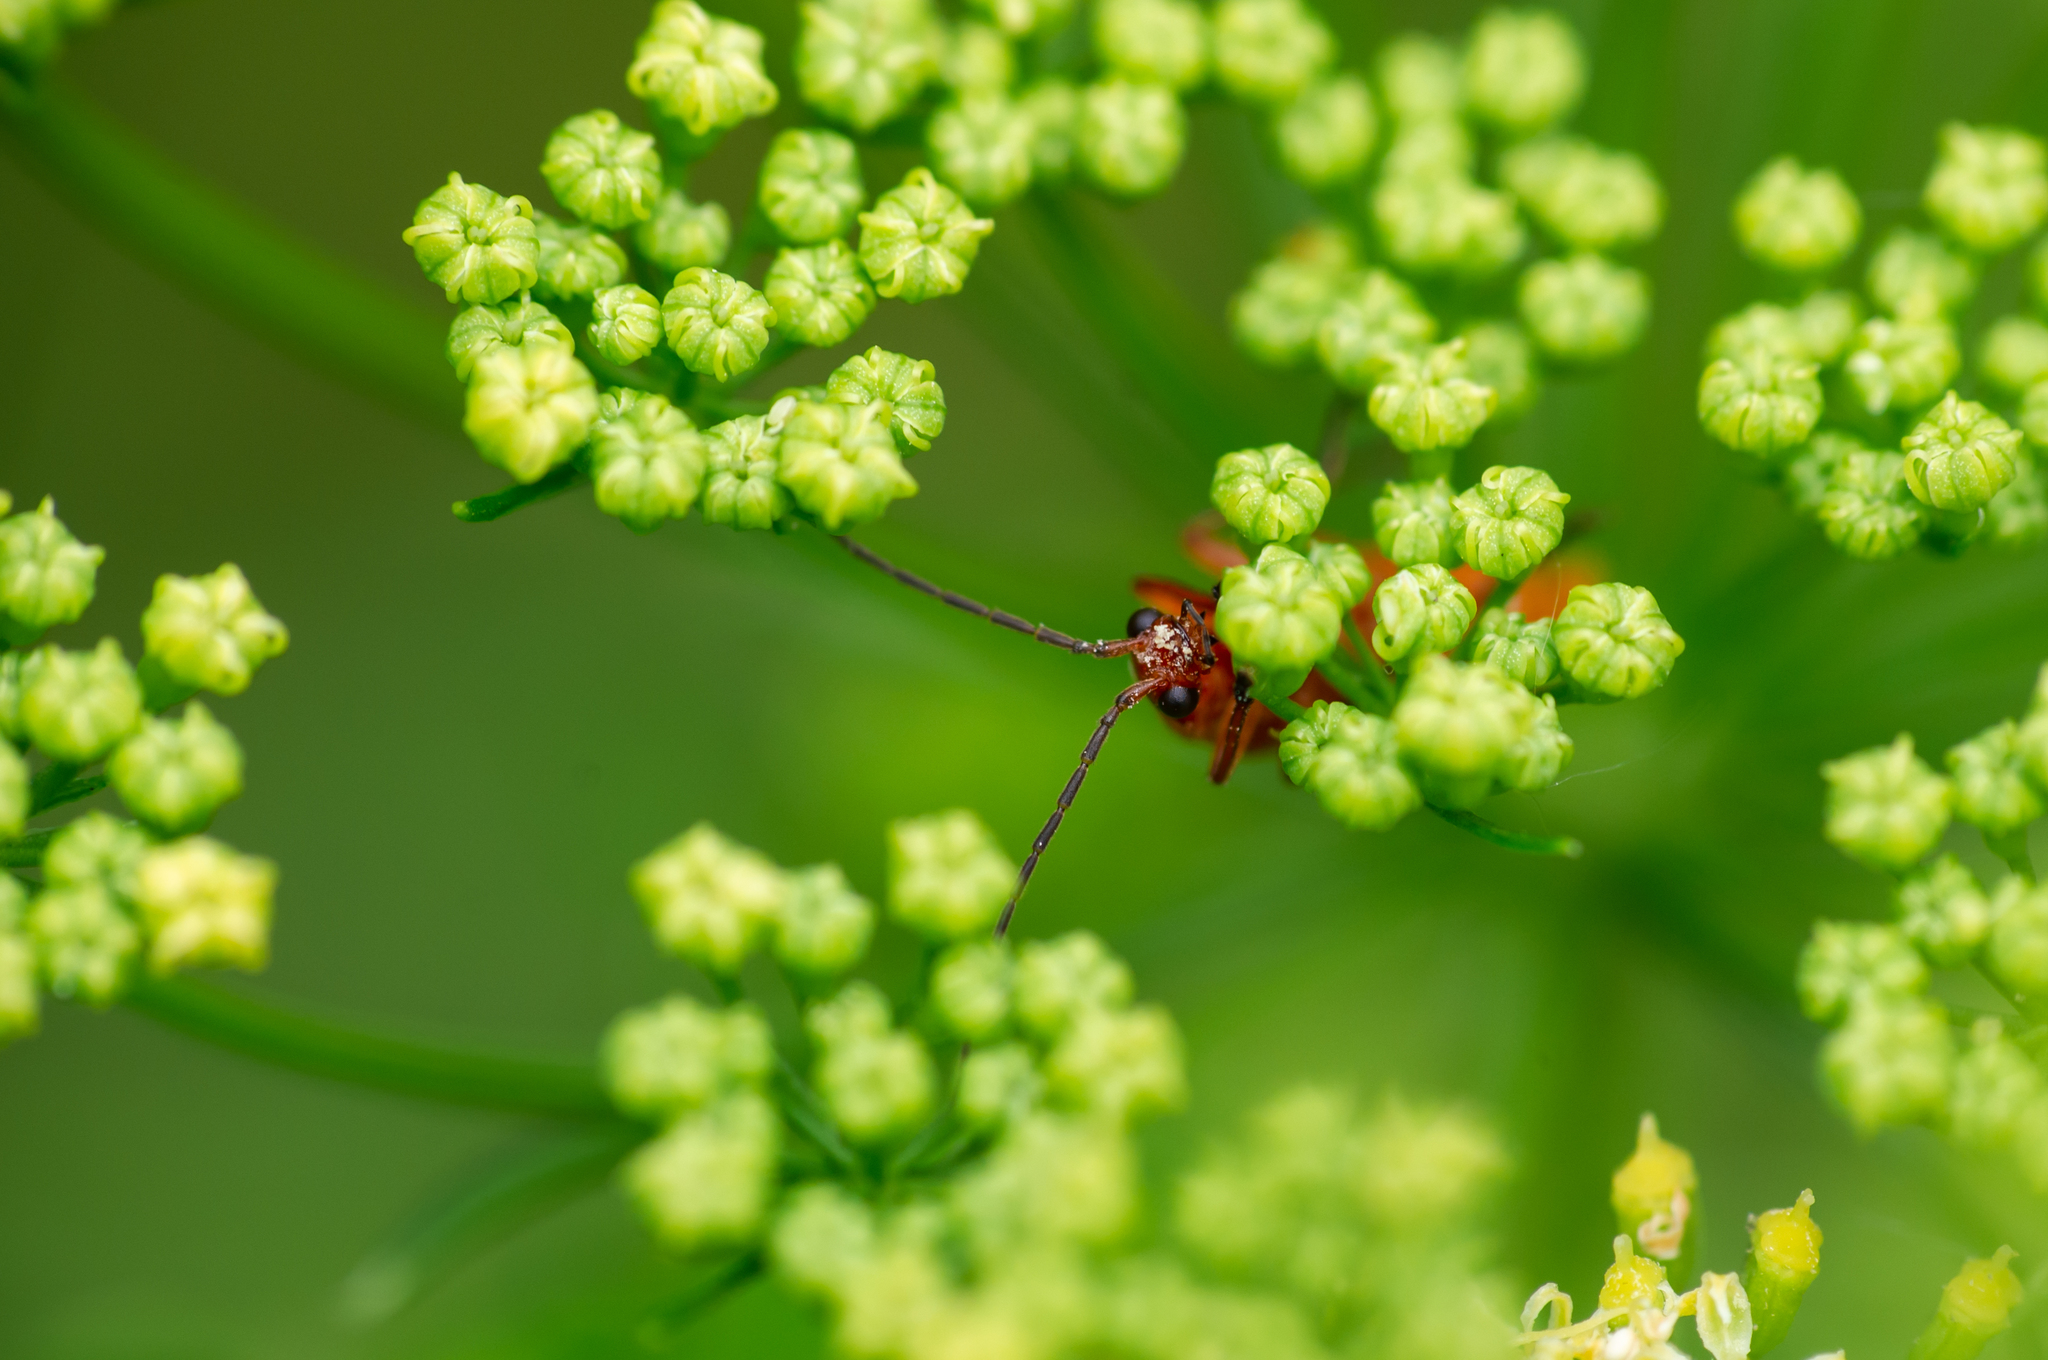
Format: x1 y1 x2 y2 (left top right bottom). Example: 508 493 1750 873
1798 666 2048 1182
610 808 1188 1255
0 0 118 69
1700 126 2048 559
1229 11 1657 463
1200 446 1682 834
0 492 286 1042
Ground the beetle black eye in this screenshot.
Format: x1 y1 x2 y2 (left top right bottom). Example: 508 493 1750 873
1126 607 1162 638
1157 684 1201 719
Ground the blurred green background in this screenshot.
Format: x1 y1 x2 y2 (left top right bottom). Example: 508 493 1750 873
5 0 2048 1355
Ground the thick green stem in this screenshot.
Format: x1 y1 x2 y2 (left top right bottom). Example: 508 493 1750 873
124 974 616 1117
0 75 454 423
1428 805 1584 858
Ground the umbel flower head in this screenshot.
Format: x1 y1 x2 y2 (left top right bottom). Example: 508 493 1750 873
857 168 994 302
402 174 538 306
1315 268 1437 392
1075 79 1187 199
631 823 790 974
463 343 600 483
1499 135 1663 253
603 994 773 1120
539 109 661 228
1373 477 1458 568
1520 254 1650 362
140 564 288 699
701 415 790 530
1462 8 1583 134
758 128 867 244
663 268 778 382
0 497 102 643
765 241 876 348
1210 443 1330 545
1272 75 1376 190
626 0 779 136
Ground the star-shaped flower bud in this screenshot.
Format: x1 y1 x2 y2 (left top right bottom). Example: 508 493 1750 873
662 267 777 383
1277 701 1422 831
402 174 538 306
1075 79 1186 198
1273 75 1375 189
1797 921 1927 1022
630 823 789 974
1211 0 1332 105
942 21 1013 96
1498 693 1573 792
1315 268 1436 391
140 564 288 699
1371 564 1475 665
1462 8 1584 134
1866 228 1976 319
1453 465 1570 581
796 0 942 133
775 399 917 530
45 812 148 899
1215 544 1346 672
1372 173 1525 279
1950 1020 2042 1150
1390 655 1534 808
958 1042 1041 1128
1925 122 2048 253
1946 720 2043 837
446 300 572 382
540 109 662 228
1376 33 1461 124
1820 995 1953 1134
1472 608 1560 692
533 215 628 301
1822 734 1952 872
1499 135 1663 253
1046 1004 1186 1121
462 342 600 483
1372 478 1458 568
886 808 1015 940
1013 930 1133 1039
1370 339 1497 453
701 415 791 530
1459 319 1540 419
766 242 878 349
1229 222 1359 368
587 286 664 367
1985 878 2048 1001
626 1 779 136
108 703 244 835
759 128 867 244
930 938 1013 1042
1518 254 1650 362
0 498 102 643
1901 391 2022 513
814 1023 935 1144
1699 350 1824 456
633 189 732 274
131 836 276 976
622 1092 780 1248
1978 316 2048 394
1210 443 1329 544
827 347 946 451
1895 855 1992 968
602 995 773 1120
1307 540 1369 608
1815 450 1927 559
770 1183 877 1297
589 390 706 533
1734 157 1861 273
1021 78 1079 179
19 639 143 762
773 863 875 976
930 94 1037 208
1552 582 1683 701
857 168 994 302
27 881 138 1005
1093 0 1207 91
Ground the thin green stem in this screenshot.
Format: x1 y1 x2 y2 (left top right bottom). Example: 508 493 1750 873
637 1251 766 1350
1313 650 1387 715
1249 675 1308 723
1428 805 1584 859
123 974 617 1117
1 827 54 867
772 1054 863 1181
453 464 586 524
29 763 103 815
337 1121 645 1324
0 75 454 423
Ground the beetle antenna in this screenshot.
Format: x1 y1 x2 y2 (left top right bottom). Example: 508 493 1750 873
836 536 1134 658
994 679 1161 939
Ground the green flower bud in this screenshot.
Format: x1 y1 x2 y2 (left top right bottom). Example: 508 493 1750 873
107 703 243 836
775 399 917 530
967 0 1070 39
540 110 661 229
1782 431 1859 520
2022 380 2048 449
1986 454 2048 549
1910 1248 2024 1360
19 639 142 762
857 168 994 302
1472 608 1560 691
1273 75 1375 189
661 267 777 382
887 809 1015 940
1306 540 1370 608
1518 254 1650 362
1230 230 1360 367
1946 720 2042 837
942 21 1013 96
1822 734 1951 872
1816 450 1927 558
1372 174 1525 279
1552 582 1683 701
447 300 572 382
1210 443 1329 544
1733 157 1861 273
958 1042 1041 1128
630 823 788 973
1462 8 1585 135
1610 1116 1695 1263
45 811 146 899
1925 123 2048 253
1499 692 1573 791
816 1026 935 1144
1314 269 1437 391
1075 79 1186 199
1698 351 1824 456
1985 878 2048 1001
806 980 893 1051
627 1 779 136
28 882 137 1004
771 864 873 977
1046 1004 1185 1121
929 93 1037 208
1278 701 1423 831
1451 464 1569 578
1013 930 1132 1038
1976 315 2048 393
133 835 276 976
950 1112 1137 1252
1020 78 1080 179
1214 544 1346 672
701 415 791 530
1867 228 1976 319
622 1092 780 1249
1368 340 1497 453
1373 477 1458 568
764 242 876 349
1896 855 1992 968
1093 0 1207 92
0 741 24 840
1796 290 1862 363
602 995 773 1120
139 564 288 699
1902 392 2022 513
633 189 732 275
759 128 866 245
1797 921 1926 1022
1390 655 1530 807
1374 33 1461 124
463 343 600 483
1371 564 1476 665
589 390 706 532
1600 1237 1671 1315
1380 116 1475 180
401 174 538 306
1950 1020 2042 1150
588 285 664 367
930 939 1012 1041
827 347 945 450
0 498 101 641
1500 135 1663 253
1211 0 1332 105
771 1183 877 1298
796 0 942 133
1822 995 1953 1134
1458 319 1540 420
0 877 34 1041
